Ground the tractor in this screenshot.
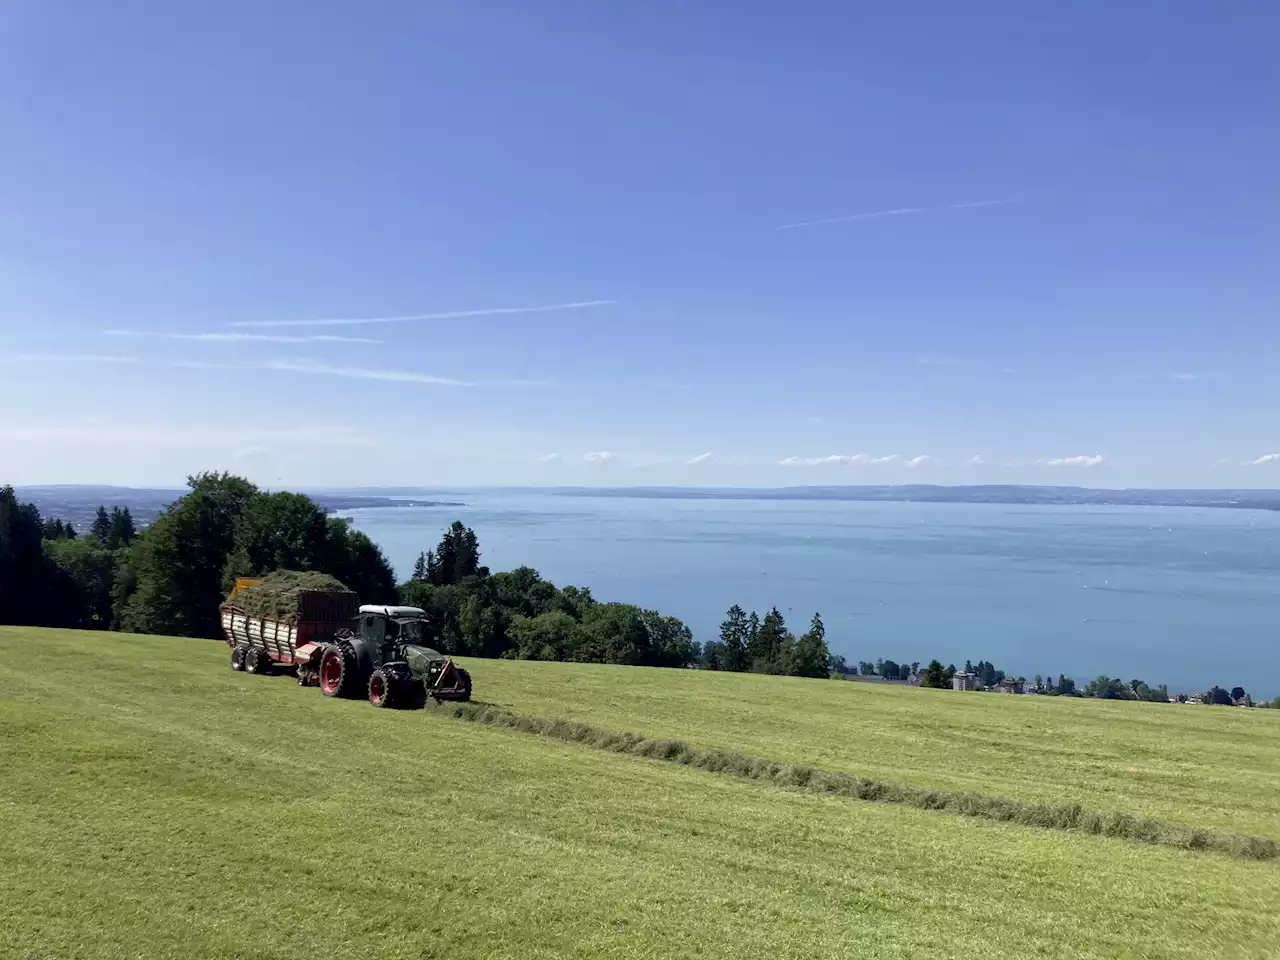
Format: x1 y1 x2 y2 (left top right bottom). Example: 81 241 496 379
296 605 472 708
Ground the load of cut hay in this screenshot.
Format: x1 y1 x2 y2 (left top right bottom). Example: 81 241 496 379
227 570 358 622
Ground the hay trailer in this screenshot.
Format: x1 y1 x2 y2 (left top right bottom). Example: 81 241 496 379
220 576 359 676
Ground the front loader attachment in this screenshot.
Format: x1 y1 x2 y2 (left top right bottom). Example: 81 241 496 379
426 657 472 702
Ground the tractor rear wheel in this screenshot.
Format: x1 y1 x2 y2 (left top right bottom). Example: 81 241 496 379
245 647 272 675
367 668 405 709
231 644 247 671
319 641 360 698
456 667 472 702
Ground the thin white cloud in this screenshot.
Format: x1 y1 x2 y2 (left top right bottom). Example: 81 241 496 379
0 422 372 447
1250 453 1280 465
686 452 713 465
6 353 560 388
584 451 616 463
779 453 915 467
228 299 616 328
968 455 985 466
948 199 1013 210
776 199 1013 231
1134 371 1223 382
780 454 861 467
1 353 139 364
1042 454 1105 468
536 453 562 463
265 359 476 386
106 329 382 344
774 207 922 231
917 357 971 367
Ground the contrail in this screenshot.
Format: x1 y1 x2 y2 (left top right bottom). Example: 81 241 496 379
228 299 617 328
948 199 1013 210
775 198 1014 231
774 207 923 231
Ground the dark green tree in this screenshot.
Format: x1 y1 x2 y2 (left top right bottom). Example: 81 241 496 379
1207 686 1233 705
749 607 787 671
1230 686 1246 702
425 522 482 586
785 612 830 678
220 491 331 588
114 473 259 638
91 506 112 543
45 537 118 629
921 659 948 689
718 604 750 672
1084 676 1130 699
412 551 428 581
1 487 73 625
108 507 137 548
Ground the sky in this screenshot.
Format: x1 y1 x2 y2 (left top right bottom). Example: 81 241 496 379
1 0 1278 488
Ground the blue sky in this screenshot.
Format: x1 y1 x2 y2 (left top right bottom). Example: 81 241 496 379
2 1 1278 487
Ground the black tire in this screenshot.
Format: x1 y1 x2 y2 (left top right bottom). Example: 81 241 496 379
318 641 361 698
231 644 247 671
367 668 405 709
245 647 272 675
456 667 472 702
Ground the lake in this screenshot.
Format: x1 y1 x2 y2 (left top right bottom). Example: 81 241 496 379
339 491 1280 697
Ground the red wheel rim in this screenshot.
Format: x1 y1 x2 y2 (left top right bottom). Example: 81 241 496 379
370 674 385 705
320 652 343 694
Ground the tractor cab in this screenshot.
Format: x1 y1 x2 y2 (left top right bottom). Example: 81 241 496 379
355 607 452 679
356 604 428 640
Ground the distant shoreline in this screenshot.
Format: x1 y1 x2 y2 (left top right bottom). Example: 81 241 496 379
545 485 1280 512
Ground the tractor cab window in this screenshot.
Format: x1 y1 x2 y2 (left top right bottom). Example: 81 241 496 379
395 618 426 643
362 615 387 644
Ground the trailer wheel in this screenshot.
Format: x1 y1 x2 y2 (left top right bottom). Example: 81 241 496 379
367 668 403 709
456 667 472 702
245 647 272 676
319 641 360 698
231 644 247 671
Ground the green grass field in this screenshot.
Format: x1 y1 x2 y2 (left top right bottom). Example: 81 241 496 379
3 627 1279 959
478 657 1280 839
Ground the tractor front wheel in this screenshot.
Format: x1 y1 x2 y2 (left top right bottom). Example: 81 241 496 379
319 642 360 698
231 644 247 671
367 668 404 709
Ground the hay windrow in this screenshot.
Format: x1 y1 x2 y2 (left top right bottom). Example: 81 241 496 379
425 700 1278 862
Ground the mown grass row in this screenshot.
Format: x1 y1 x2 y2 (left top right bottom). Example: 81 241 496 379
428 700 1279 861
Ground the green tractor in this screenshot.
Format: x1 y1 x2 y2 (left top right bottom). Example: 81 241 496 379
299 605 472 708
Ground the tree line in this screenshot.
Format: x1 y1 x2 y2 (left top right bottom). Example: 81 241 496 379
697 604 831 678
4 477 818 673
2 476 395 635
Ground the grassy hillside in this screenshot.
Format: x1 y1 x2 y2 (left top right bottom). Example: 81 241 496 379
477 657 1280 839
2 627 1278 959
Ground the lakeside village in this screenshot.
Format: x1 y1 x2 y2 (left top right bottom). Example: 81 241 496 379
831 657 1263 707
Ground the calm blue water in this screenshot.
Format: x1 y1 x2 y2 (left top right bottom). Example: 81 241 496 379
340 492 1280 696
